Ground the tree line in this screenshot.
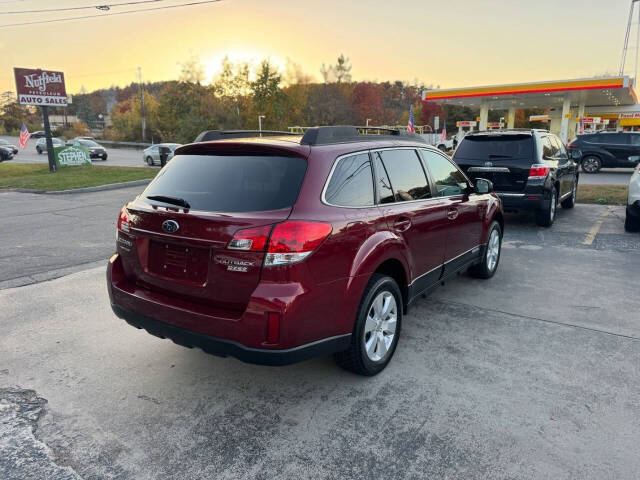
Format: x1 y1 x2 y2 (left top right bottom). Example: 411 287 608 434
0 55 548 142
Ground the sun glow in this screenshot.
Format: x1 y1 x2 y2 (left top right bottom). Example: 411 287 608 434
203 50 288 83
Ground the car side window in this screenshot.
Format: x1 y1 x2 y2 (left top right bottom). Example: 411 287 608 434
422 150 468 197
550 136 568 162
630 134 640 146
541 136 554 159
373 149 431 203
325 153 374 207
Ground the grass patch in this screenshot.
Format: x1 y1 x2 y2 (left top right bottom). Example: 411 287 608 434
0 163 157 191
577 184 628 205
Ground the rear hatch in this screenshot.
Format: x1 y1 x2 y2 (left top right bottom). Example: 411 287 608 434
453 133 535 192
118 147 308 313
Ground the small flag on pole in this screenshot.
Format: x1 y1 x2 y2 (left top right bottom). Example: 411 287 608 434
440 121 447 143
19 122 31 149
407 106 415 133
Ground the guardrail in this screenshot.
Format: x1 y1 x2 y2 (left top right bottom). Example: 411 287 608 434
97 140 151 150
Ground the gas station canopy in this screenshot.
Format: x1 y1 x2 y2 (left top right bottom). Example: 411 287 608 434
423 76 636 109
422 76 639 141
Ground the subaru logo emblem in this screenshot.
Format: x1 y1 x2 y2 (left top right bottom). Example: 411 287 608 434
484 161 493 167
162 220 179 233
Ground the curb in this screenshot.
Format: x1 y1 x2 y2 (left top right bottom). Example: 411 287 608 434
46 179 152 195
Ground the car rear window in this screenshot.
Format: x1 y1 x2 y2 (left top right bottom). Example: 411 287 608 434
143 154 307 212
455 135 533 159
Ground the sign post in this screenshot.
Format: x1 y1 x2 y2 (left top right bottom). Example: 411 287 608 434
13 67 68 173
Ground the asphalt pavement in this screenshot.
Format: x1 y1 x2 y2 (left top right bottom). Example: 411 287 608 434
1 190 640 479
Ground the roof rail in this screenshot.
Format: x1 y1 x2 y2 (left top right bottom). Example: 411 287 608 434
194 130 299 143
300 126 427 145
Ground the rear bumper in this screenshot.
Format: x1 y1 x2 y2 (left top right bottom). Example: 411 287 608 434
107 253 353 365
627 201 640 221
496 192 548 211
111 303 351 366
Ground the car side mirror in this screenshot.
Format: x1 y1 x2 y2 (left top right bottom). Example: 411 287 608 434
475 178 493 194
569 149 582 160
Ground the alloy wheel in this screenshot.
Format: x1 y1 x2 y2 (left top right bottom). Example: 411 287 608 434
582 157 599 173
363 291 397 362
486 229 500 272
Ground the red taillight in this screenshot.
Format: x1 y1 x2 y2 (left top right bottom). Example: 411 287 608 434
265 221 332 266
117 207 130 232
528 164 550 178
228 221 332 266
228 225 272 251
567 143 578 149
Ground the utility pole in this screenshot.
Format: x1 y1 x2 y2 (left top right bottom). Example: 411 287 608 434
138 66 146 143
258 115 265 136
620 0 640 77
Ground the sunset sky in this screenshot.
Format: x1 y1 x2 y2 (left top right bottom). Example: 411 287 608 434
0 0 634 94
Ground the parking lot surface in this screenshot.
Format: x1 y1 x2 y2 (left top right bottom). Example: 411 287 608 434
0 136 148 169
1 194 639 479
0 186 144 289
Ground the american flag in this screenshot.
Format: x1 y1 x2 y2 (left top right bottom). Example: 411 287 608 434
440 121 447 143
407 106 415 133
19 122 31 149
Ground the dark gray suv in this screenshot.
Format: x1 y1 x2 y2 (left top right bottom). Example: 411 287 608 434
568 131 640 173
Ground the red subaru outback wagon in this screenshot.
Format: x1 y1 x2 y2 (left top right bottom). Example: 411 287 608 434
108 127 503 375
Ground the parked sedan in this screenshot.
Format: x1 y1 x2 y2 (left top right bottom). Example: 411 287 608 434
568 131 640 173
142 143 181 166
70 139 108 161
625 163 640 232
0 139 18 155
35 137 65 154
0 145 14 161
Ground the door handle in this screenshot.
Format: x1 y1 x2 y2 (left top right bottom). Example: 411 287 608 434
447 207 459 220
393 217 412 232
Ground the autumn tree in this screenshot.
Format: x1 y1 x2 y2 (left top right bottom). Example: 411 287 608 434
179 55 205 84
351 82 384 125
251 60 287 129
212 56 252 127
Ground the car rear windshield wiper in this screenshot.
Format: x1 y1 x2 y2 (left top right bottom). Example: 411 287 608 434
487 154 513 159
146 195 191 209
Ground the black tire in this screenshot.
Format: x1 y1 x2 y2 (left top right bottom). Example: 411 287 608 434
334 274 402 376
36 147 42 154
625 213 640 232
581 156 601 174
146 156 154 166
469 221 502 279
102 154 108 161
535 188 557 227
561 177 578 209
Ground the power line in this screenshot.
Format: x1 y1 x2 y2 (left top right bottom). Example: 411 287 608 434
0 0 223 28
1 0 165 15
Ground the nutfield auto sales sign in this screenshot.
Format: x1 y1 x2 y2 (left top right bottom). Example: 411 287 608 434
13 67 68 106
